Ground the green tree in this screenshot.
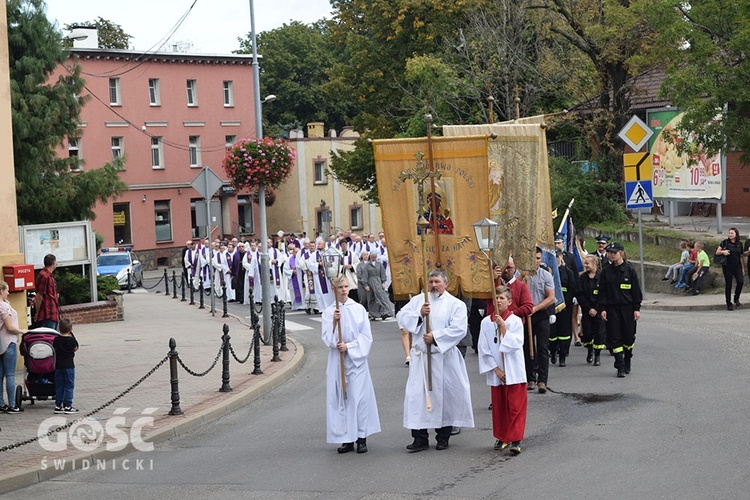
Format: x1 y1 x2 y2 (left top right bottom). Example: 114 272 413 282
237 21 353 138
540 0 658 156
8 0 126 224
651 1 750 162
62 17 132 49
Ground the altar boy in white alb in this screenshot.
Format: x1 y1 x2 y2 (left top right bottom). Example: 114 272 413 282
396 268 474 452
322 277 381 454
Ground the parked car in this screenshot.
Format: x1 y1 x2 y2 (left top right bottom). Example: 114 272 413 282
96 248 143 288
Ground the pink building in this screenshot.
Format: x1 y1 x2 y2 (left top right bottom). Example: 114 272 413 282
49 46 259 268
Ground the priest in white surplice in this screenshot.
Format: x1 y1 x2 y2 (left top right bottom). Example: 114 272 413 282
322 277 381 454
396 268 474 452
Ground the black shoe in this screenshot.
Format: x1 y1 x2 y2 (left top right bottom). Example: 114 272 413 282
559 356 566 367
356 438 368 454
670 279 678 284
314 310 321 314
488 403 492 410
381 314 389 320
337 442 355 454
435 439 450 451
451 427 461 436
661 277 669 281
692 290 700 295
406 440 429 452
617 367 626 378
594 353 601 366
550 353 557 365
305 308 312 315
735 302 742 309
509 441 522 455
494 440 508 450
586 348 593 364
728 303 735 311
6 406 22 413
574 341 582 347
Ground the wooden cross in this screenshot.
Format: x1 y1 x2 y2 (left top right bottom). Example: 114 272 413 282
297 215 308 233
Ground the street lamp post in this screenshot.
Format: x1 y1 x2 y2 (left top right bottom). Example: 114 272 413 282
249 0 274 340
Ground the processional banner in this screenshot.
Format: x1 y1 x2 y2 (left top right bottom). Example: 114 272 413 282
373 136 490 299
443 120 554 277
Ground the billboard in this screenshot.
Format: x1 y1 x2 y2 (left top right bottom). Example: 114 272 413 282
647 109 723 200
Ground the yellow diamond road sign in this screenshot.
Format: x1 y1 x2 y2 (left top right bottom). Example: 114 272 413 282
618 115 653 152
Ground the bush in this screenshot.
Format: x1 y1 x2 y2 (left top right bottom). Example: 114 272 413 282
55 268 121 305
549 156 628 228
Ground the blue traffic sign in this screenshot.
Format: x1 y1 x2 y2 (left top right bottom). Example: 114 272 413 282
625 180 653 210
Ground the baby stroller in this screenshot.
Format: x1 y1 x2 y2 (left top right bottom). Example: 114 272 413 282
16 327 60 409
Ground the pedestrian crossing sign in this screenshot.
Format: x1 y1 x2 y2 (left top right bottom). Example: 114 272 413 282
625 180 653 210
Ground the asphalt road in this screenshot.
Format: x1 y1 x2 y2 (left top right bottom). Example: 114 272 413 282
7 295 750 499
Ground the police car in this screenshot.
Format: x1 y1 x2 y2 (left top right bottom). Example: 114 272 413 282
96 247 144 288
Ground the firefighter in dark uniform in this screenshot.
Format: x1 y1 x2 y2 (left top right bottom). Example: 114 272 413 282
599 241 642 378
554 232 578 273
576 254 607 366
549 249 577 367
594 235 611 269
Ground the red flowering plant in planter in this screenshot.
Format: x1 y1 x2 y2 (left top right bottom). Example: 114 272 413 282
222 137 296 192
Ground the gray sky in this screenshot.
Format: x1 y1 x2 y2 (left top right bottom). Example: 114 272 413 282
44 0 334 54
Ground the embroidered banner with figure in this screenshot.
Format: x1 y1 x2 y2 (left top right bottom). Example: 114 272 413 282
373 136 490 299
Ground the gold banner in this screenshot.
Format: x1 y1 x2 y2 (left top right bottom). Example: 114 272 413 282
373 136 491 298
443 122 553 274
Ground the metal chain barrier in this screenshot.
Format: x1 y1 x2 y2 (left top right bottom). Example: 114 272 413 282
0 354 169 453
140 273 166 290
175 340 225 377
228 335 254 364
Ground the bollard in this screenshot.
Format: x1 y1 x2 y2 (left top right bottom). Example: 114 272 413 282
280 300 288 351
271 300 281 362
252 317 263 375
221 279 229 318
168 338 183 415
127 269 132 294
164 269 170 295
172 271 178 299
189 278 195 305
180 274 186 302
199 284 205 309
219 324 232 392
249 287 258 329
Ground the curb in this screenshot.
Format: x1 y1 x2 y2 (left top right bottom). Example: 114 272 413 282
641 303 729 312
0 336 304 494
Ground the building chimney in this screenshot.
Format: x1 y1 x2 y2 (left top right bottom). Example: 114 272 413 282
307 122 324 138
68 26 99 49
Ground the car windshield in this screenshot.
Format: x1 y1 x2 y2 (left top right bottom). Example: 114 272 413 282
98 254 130 266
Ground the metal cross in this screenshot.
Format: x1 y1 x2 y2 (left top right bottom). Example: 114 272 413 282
398 152 442 232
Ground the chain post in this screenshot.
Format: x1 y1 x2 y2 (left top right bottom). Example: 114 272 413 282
172 271 178 299
199 283 205 309
189 277 195 305
252 315 263 375
164 269 170 295
181 273 186 301
221 279 229 318
168 338 183 415
271 299 281 362
127 269 132 294
219 324 232 392
280 300 288 351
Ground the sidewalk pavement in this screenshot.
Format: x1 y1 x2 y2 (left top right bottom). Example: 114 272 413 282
0 285 304 493
641 288 750 311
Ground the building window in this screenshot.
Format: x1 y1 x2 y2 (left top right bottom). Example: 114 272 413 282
223 81 234 107
189 136 201 167
151 136 163 169
112 202 132 245
225 135 236 151
154 200 172 242
313 158 327 184
148 78 160 106
316 207 332 239
109 78 121 105
238 195 253 234
350 205 363 230
68 137 82 170
111 137 123 161
186 79 198 106
190 198 208 239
